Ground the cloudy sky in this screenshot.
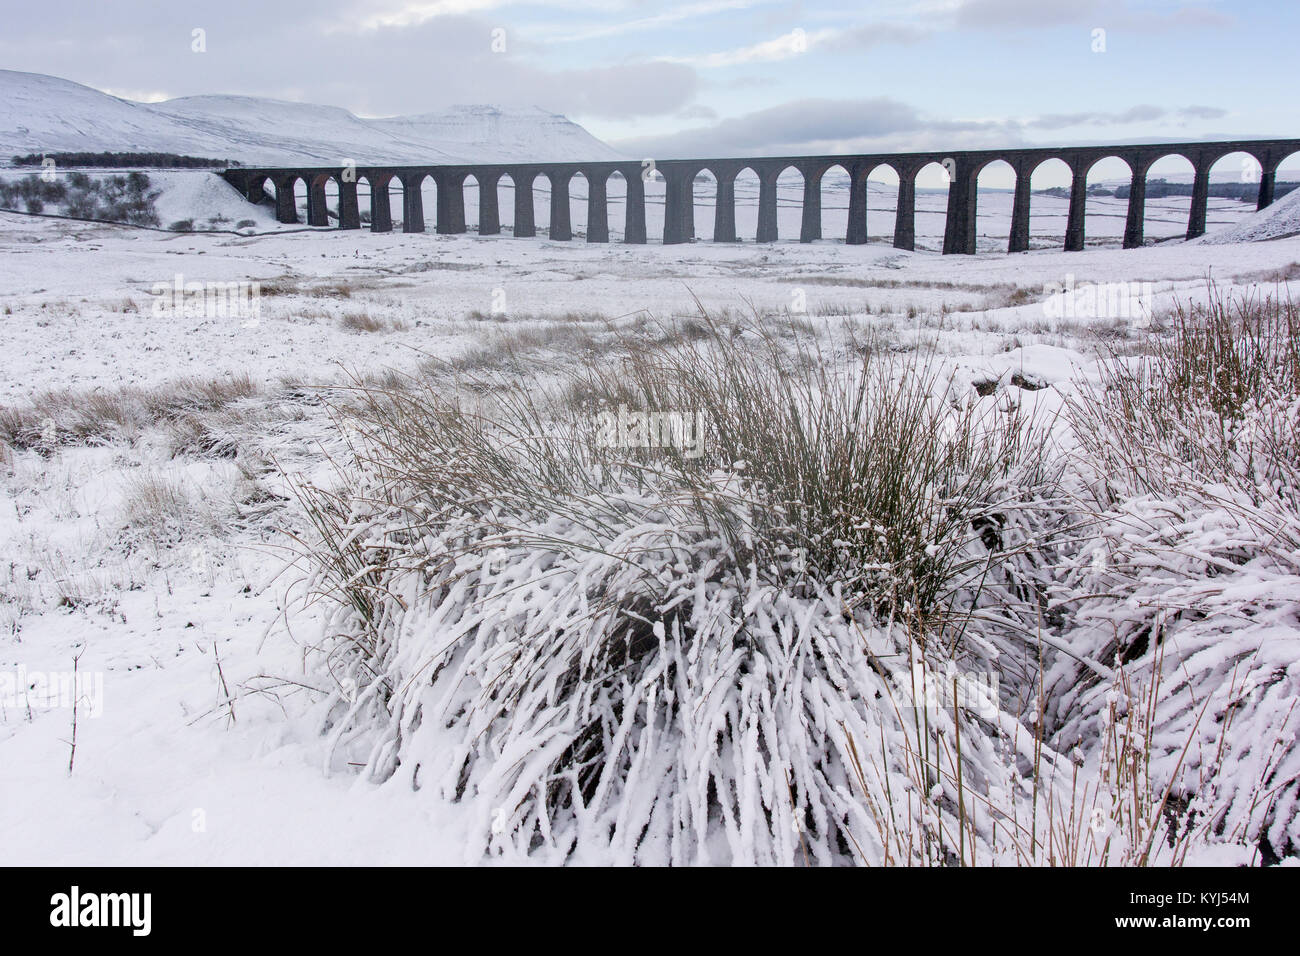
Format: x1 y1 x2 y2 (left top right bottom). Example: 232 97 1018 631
2 0 1295 162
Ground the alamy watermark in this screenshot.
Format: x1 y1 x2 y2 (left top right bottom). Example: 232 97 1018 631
150 273 261 325
892 661 999 719
1042 274 1154 322
50 886 150 936
1 665 104 717
595 404 706 459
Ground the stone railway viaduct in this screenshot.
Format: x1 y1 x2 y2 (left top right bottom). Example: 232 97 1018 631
223 138 1300 253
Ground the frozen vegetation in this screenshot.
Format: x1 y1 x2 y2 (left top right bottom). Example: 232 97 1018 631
290 286 1300 865
1 160 1299 865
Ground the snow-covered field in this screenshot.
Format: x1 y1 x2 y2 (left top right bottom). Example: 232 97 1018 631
3 180 1299 864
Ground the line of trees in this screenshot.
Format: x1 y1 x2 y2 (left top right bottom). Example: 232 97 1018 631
1036 178 1297 202
10 151 237 169
1112 178 1297 201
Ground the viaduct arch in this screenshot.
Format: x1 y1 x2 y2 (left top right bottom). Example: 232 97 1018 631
223 138 1300 254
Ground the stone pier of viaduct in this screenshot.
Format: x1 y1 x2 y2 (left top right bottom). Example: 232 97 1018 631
222 138 1300 253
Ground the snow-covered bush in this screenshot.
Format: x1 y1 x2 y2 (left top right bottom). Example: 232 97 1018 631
286 294 1300 865
0 171 160 225
1049 287 1300 863
288 318 1061 864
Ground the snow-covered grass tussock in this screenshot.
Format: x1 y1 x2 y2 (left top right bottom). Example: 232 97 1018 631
288 319 1058 864
0 373 260 454
1049 287 1300 863
285 293 1300 865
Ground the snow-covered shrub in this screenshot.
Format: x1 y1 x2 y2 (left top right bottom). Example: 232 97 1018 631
286 296 1300 865
1050 287 1300 863
0 171 160 225
288 317 1059 864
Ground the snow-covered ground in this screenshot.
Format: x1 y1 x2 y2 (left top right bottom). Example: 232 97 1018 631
2 187 1299 864
3 191 1296 398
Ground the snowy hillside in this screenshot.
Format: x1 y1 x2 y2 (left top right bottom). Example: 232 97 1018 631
0 72 222 160
0 70 625 166
366 105 621 164
1202 186 1300 244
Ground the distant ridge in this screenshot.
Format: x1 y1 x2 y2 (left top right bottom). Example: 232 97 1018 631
0 70 625 166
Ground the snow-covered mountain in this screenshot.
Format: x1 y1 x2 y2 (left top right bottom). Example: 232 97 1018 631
0 70 625 166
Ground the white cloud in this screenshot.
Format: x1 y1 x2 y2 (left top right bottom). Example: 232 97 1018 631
542 0 771 43
334 0 621 33
663 27 837 68
96 87 173 103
